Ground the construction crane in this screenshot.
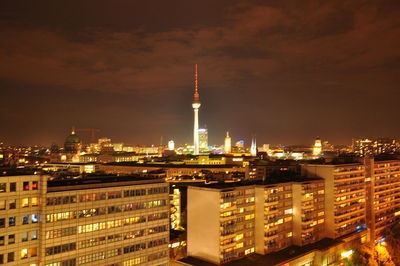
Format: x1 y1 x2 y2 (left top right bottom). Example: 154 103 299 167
76 128 100 144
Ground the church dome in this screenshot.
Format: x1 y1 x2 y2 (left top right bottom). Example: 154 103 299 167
64 128 82 153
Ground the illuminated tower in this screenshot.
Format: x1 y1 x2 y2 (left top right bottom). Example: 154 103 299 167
192 64 201 155
168 140 175 151
224 131 232 154
313 137 322 156
251 137 257 156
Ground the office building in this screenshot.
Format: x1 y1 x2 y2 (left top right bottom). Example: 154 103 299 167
198 128 208 151
0 173 169 266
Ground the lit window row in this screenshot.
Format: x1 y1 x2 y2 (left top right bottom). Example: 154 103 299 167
0 181 38 193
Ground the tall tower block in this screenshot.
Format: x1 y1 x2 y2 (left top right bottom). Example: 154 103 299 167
192 64 201 155
224 131 232 154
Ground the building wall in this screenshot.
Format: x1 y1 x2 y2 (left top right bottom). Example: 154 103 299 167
302 164 366 239
365 159 400 241
0 175 170 266
187 187 220 264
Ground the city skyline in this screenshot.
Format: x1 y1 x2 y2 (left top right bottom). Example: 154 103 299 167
1 1 400 146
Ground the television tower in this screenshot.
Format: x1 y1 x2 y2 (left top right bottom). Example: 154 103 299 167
192 64 201 155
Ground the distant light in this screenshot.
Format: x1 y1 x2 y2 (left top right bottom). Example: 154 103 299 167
341 250 353 258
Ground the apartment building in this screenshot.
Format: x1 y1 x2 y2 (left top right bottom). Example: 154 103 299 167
187 179 326 264
365 158 400 241
302 163 366 239
0 173 169 266
187 184 256 264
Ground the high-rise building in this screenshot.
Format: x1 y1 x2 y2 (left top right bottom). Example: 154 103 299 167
312 137 322 156
250 137 257 156
302 163 366 239
224 132 232 154
192 64 201 155
187 179 327 264
0 173 170 266
198 128 208 150
168 140 175 151
364 158 400 241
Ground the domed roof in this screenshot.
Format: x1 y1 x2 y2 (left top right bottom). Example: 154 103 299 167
65 133 81 144
65 128 81 144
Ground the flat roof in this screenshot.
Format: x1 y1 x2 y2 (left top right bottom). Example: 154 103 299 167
189 177 323 190
178 238 342 266
47 175 165 192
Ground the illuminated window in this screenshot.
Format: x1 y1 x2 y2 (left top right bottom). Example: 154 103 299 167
31 214 38 223
235 234 243 241
245 214 254 220
21 198 29 208
31 197 38 206
284 209 293 215
0 183 6 193
287 232 293 237
0 200 5 210
23 182 29 191
32 181 38 190
235 242 243 249
21 249 28 259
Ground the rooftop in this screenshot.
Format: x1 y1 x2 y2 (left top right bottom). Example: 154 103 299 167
189 177 323 190
47 174 165 192
178 238 342 266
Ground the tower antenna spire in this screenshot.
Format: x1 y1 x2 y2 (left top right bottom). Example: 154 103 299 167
194 64 200 103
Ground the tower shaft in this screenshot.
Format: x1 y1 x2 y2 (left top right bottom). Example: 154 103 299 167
192 64 201 155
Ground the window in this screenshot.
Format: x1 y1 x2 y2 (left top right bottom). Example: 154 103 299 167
0 219 5 228
0 236 4 246
8 234 15 244
0 201 5 210
21 198 29 208
9 199 16 209
107 191 122 199
0 183 6 192
0 254 3 264
31 197 39 206
31 230 37 240
22 232 28 242
23 182 29 191
31 214 38 223
32 181 38 190
9 183 16 192
9 217 15 226
30 247 37 257
22 215 29 225
21 248 28 259
7 252 14 262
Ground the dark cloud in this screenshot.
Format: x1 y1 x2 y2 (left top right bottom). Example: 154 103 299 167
0 0 400 146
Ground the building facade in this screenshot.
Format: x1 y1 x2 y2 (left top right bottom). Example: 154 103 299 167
302 163 366 239
0 174 169 266
187 180 326 264
364 158 400 241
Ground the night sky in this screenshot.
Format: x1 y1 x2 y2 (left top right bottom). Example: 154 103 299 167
1 0 400 146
